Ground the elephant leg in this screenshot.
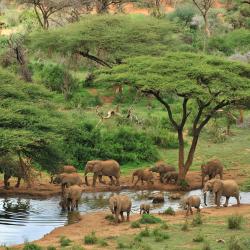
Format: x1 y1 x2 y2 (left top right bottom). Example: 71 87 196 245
236 195 240 206
189 206 193 215
115 212 120 223
92 174 98 187
4 174 10 189
76 200 79 209
223 196 229 207
196 207 200 213
186 206 189 216
134 178 139 186
140 209 142 215
141 179 144 185
216 193 221 208
201 175 204 187
15 177 21 188
127 211 130 221
120 211 125 222
109 176 115 186
115 176 120 186
98 175 106 185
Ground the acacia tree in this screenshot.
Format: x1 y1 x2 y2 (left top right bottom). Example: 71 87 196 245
192 0 214 37
97 52 250 181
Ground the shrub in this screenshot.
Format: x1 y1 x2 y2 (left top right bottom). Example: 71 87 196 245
47 247 56 250
181 220 189 231
139 227 150 237
163 207 175 216
192 213 202 226
228 215 243 230
98 239 109 247
152 228 170 241
84 231 98 245
178 179 189 190
173 4 196 25
105 214 115 222
131 221 141 228
202 242 211 250
59 236 72 247
23 243 42 250
193 234 204 242
71 246 85 250
117 242 129 249
228 236 243 250
139 214 162 224
160 222 169 230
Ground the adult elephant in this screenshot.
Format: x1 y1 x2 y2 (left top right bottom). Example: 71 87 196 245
201 159 223 187
53 173 83 192
203 179 240 208
132 169 154 186
84 160 120 187
109 195 132 223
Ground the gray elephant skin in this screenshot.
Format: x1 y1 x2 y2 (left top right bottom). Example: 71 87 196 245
109 195 132 223
183 195 201 216
54 173 83 192
150 161 175 183
132 169 154 186
140 203 150 214
203 179 240 207
85 160 120 187
201 159 223 187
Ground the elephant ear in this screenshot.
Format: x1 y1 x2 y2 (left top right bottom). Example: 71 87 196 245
93 162 102 173
213 179 222 193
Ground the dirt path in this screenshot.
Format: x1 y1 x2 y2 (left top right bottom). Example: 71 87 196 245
0 170 243 198
8 204 250 250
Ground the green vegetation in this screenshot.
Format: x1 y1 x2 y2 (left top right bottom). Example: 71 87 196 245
192 213 203 226
84 231 98 245
59 236 72 247
131 221 141 228
228 215 243 230
163 207 175 216
139 214 162 224
22 243 42 250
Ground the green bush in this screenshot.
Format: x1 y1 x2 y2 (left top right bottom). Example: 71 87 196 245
139 227 150 237
228 215 243 230
131 221 141 228
47 246 56 250
139 214 162 224
228 236 243 250
163 207 175 216
84 231 98 245
160 222 169 230
193 234 204 242
98 239 109 247
152 228 170 241
59 236 72 247
170 4 196 25
181 220 189 231
192 213 203 226
23 243 42 250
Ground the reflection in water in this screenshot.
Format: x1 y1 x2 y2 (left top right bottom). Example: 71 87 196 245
0 189 249 246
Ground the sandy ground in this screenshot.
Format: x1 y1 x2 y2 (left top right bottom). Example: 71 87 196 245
0 170 244 198
6 204 250 250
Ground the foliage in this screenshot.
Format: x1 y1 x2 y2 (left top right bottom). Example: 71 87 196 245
27 15 181 67
192 213 203 226
152 228 170 241
22 243 42 250
228 236 244 250
193 233 204 242
139 227 150 237
139 214 162 224
59 236 72 247
181 220 189 231
131 221 141 228
47 247 56 250
105 214 115 222
163 207 175 215
228 214 243 229
84 231 98 245
160 222 169 230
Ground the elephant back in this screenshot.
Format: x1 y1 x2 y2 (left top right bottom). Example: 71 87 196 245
100 160 120 175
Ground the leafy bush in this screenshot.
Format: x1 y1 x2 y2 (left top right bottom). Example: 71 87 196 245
163 207 175 216
139 214 162 224
59 236 72 247
181 220 189 231
170 4 196 25
47 247 56 250
84 231 98 245
192 213 202 226
228 236 243 250
228 215 243 230
193 234 204 242
98 239 109 247
105 214 115 222
23 243 42 250
131 221 141 228
152 228 170 241
178 179 190 190
160 222 169 230
139 227 150 237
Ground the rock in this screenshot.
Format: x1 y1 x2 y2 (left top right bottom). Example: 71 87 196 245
152 194 165 203
169 192 182 200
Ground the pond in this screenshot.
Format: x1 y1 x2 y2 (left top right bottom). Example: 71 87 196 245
0 189 249 246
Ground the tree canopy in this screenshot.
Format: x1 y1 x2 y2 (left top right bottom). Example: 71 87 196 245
26 15 181 67
97 52 250 179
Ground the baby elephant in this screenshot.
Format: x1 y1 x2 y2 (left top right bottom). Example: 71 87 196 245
162 171 178 184
183 195 201 216
109 195 132 223
60 185 83 211
140 203 150 214
132 169 154 186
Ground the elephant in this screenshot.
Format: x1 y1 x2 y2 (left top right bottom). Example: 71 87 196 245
140 203 150 214
183 195 201 216
132 169 154 186
50 165 77 184
60 185 83 211
203 179 240 208
150 161 176 183
109 194 132 223
201 159 223 187
162 171 178 184
53 173 83 192
84 160 120 187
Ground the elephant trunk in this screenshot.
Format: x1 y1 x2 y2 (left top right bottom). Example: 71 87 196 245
84 170 89 186
203 191 207 206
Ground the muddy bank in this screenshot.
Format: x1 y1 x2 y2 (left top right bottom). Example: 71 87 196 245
0 170 244 198
7 204 250 250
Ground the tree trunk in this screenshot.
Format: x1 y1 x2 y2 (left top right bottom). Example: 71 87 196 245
239 109 244 124
204 14 210 37
177 129 185 180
